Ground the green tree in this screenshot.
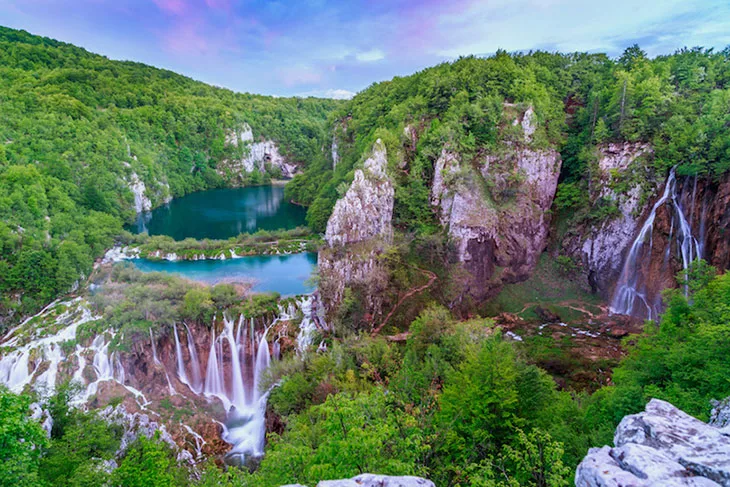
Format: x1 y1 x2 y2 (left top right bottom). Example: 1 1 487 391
0 388 48 487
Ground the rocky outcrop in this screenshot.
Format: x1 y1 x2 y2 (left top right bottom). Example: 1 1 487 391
564 143 652 296
311 474 435 487
325 139 393 246
128 172 152 213
222 123 297 181
576 399 730 486
319 140 394 317
432 107 561 302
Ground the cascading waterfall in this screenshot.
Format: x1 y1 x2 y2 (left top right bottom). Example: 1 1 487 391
173 324 191 389
1 295 322 465
611 168 702 319
150 329 160 364
192 314 276 464
295 296 316 354
185 324 203 393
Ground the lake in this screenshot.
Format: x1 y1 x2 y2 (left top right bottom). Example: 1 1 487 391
132 186 307 240
130 252 317 296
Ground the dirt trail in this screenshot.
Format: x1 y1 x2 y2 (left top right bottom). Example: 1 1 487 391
516 299 608 319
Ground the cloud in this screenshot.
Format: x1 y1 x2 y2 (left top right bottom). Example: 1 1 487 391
355 49 385 62
298 88 356 99
152 0 187 16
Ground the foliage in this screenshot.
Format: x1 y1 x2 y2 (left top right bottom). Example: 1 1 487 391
588 265 730 426
256 388 427 486
0 26 337 324
111 433 187 487
0 387 48 487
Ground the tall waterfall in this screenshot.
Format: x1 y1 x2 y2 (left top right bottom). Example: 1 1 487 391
196 314 274 464
611 168 702 319
173 324 191 389
185 324 203 393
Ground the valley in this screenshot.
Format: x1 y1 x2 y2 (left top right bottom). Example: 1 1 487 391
0 24 729 487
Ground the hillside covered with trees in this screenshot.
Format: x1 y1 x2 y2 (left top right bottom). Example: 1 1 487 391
0 27 338 322
289 46 730 232
2 25 730 487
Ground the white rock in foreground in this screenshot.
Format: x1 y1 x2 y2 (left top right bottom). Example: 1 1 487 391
576 398 730 486
281 474 435 487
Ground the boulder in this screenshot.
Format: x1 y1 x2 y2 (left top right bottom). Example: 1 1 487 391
576 398 730 486
313 475 435 487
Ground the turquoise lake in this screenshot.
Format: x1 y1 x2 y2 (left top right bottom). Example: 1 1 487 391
131 252 317 296
132 185 307 240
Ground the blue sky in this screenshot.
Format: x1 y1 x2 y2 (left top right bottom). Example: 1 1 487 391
1 0 729 98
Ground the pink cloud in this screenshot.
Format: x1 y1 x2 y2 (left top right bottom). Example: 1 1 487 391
160 21 209 55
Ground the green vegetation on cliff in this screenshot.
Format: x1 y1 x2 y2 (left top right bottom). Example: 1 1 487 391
289 46 730 232
0 26 338 321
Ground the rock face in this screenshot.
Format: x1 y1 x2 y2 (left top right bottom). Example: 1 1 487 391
319 140 394 317
431 108 561 302
576 399 730 486
222 123 297 181
565 143 730 316
325 139 393 246
564 143 652 296
128 172 152 213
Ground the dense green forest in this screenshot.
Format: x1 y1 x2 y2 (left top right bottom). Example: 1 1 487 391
0 27 338 321
2 25 730 487
3 265 729 486
287 46 730 232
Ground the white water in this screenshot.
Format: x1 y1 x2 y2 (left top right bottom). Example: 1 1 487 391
173 324 191 389
185 324 203 393
295 296 316 354
199 314 275 463
0 295 321 464
611 168 702 319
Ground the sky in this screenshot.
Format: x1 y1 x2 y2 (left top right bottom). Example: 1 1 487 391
1 0 729 99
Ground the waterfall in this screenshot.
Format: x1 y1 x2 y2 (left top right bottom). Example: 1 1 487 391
611 167 701 319
72 345 86 384
185 324 202 393
150 329 160 365
204 328 228 409
295 296 316 354
223 316 247 409
173 324 191 389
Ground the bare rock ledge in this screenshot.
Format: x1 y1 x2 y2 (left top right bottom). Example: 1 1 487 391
576 398 730 486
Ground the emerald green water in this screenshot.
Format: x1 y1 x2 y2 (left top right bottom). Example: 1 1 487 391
132 186 306 240
131 253 317 296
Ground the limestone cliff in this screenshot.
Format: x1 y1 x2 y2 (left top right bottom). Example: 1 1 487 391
576 398 730 486
220 123 297 182
319 139 394 317
563 143 730 318
563 143 652 295
431 108 561 302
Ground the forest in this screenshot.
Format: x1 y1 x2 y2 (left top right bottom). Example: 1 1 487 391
287 46 730 233
3 266 729 486
1 25 730 487
0 27 338 321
